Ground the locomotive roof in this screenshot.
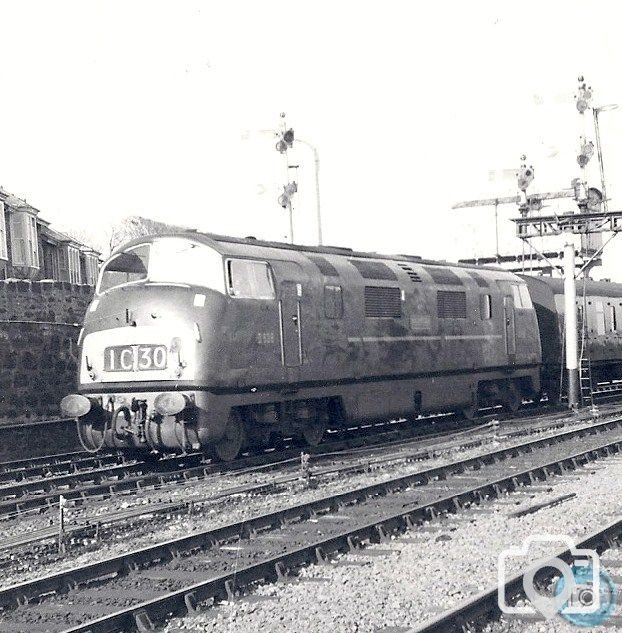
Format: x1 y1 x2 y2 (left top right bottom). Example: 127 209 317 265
112 230 518 277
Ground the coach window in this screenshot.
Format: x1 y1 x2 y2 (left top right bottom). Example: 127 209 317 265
227 259 275 299
324 285 343 318
610 305 617 331
480 294 492 320
596 302 606 335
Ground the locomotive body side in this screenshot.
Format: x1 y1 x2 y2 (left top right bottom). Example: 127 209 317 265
62 233 542 459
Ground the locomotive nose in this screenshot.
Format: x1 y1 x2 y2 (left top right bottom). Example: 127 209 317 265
60 394 92 418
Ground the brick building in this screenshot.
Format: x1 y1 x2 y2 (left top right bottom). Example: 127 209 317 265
0 187 100 284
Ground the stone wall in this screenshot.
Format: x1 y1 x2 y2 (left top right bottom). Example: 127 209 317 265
0 280 93 421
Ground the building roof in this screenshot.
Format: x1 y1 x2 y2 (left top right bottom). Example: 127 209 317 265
1 186 100 255
0 187 40 215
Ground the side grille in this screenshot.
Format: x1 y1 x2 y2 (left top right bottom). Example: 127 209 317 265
437 290 467 318
364 286 402 318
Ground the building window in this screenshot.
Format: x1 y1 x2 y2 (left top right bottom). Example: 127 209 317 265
84 254 99 285
0 202 7 260
324 285 343 318
480 294 492 319
68 246 81 283
28 216 39 268
10 211 39 268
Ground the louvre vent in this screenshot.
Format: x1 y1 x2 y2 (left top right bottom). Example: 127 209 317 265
364 286 402 318
397 262 422 282
437 290 467 318
469 271 489 288
308 255 339 277
349 259 397 280
423 266 463 285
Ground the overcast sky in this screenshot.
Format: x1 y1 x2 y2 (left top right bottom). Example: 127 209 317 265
1 1 622 275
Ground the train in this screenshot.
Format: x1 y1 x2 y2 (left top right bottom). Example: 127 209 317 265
60 232 622 460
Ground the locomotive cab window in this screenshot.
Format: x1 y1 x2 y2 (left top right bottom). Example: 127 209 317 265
480 294 492 320
98 245 149 293
610 305 617 332
324 285 343 318
227 259 275 299
98 238 226 294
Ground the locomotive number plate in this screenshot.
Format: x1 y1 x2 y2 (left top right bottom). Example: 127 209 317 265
104 345 168 372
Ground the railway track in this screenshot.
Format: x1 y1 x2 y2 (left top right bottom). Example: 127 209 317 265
0 392 612 494
0 412 576 554
410 516 622 632
0 409 547 519
0 401 599 524
1 415 621 632
0 453 132 485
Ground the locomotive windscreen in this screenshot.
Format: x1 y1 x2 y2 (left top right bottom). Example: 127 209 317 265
98 245 149 293
97 237 225 294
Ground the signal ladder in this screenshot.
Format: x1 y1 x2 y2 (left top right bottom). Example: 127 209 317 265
577 306 596 411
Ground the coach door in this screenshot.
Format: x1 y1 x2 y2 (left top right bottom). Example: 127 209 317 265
503 295 517 358
279 281 303 367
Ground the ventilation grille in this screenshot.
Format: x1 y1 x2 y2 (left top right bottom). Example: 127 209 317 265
469 271 489 288
397 262 422 282
364 286 402 318
350 259 397 280
437 290 467 318
424 266 462 285
308 255 339 277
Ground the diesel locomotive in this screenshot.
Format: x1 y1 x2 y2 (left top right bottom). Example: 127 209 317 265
60 232 622 460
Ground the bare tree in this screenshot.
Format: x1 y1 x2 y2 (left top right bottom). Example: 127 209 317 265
108 216 191 251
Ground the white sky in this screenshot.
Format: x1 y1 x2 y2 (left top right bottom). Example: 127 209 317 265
1 1 622 275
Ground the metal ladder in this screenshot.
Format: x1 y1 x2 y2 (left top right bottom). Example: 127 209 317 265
578 306 595 409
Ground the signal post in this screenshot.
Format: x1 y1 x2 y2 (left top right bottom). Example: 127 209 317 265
456 77 621 410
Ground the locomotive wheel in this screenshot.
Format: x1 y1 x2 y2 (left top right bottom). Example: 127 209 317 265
210 411 244 462
502 382 522 414
302 418 326 447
